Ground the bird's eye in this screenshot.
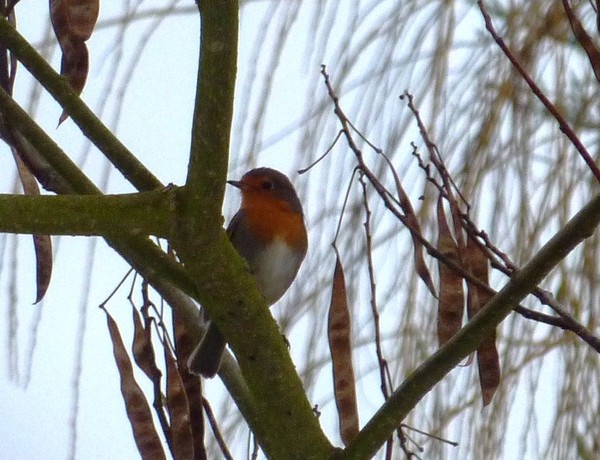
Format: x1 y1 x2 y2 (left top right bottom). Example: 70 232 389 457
261 180 274 191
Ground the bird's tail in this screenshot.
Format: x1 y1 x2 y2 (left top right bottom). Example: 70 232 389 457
187 323 226 378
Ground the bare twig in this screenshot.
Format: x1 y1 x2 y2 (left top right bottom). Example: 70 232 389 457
562 0 600 84
298 129 343 174
344 191 600 458
358 173 394 459
401 423 458 447
332 167 359 244
401 91 470 248
322 65 600 354
202 397 234 460
403 95 600 353
477 0 600 184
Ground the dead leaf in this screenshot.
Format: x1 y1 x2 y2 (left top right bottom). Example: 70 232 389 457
131 306 162 381
328 253 359 445
32 234 53 303
104 308 166 459
383 154 436 297
173 310 206 460
436 195 464 346
165 345 194 460
465 236 500 407
49 0 99 124
12 152 52 303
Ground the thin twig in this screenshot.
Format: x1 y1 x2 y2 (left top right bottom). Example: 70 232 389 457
562 0 600 84
322 65 600 354
202 397 234 460
401 91 470 248
320 65 436 295
344 190 600 458
404 102 600 353
298 129 343 174
477 0 600 184
99 268 135 308
358 173 394 460
401 423 458 447
332 167 359 244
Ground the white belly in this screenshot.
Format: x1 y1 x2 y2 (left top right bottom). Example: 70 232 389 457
253 237 303 304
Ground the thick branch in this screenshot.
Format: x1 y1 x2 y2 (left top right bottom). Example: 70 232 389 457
173 3 334 458
184 1 237 230
0 190 176 237
1 7 332 457
0 20 295 453
0 9 270 441
0 69 202 311
343 193 600 458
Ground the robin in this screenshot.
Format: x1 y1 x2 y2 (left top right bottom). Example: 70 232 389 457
187 167 308 378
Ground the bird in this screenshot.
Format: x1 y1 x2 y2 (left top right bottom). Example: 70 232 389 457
187 167 308 378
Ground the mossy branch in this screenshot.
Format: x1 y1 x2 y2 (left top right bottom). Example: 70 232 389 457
1 5 334 457
0 190 177 237
0 16 162 192
173 2 334 457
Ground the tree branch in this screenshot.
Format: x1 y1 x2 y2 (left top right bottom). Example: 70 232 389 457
0 16 162 192
0 86 94 194
0 190 176 237
343 193 600 458
561 0 600 85
0 9 271 451
172 3 334 457
2 6 333 457
183 0 236 232
0 79 202 303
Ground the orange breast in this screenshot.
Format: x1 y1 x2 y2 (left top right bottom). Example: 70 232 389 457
242 192 308 251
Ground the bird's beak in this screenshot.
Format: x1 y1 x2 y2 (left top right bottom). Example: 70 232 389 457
227 179 244 189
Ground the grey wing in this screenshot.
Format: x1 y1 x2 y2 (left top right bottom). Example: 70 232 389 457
227 209 265 272
226 209 243 238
